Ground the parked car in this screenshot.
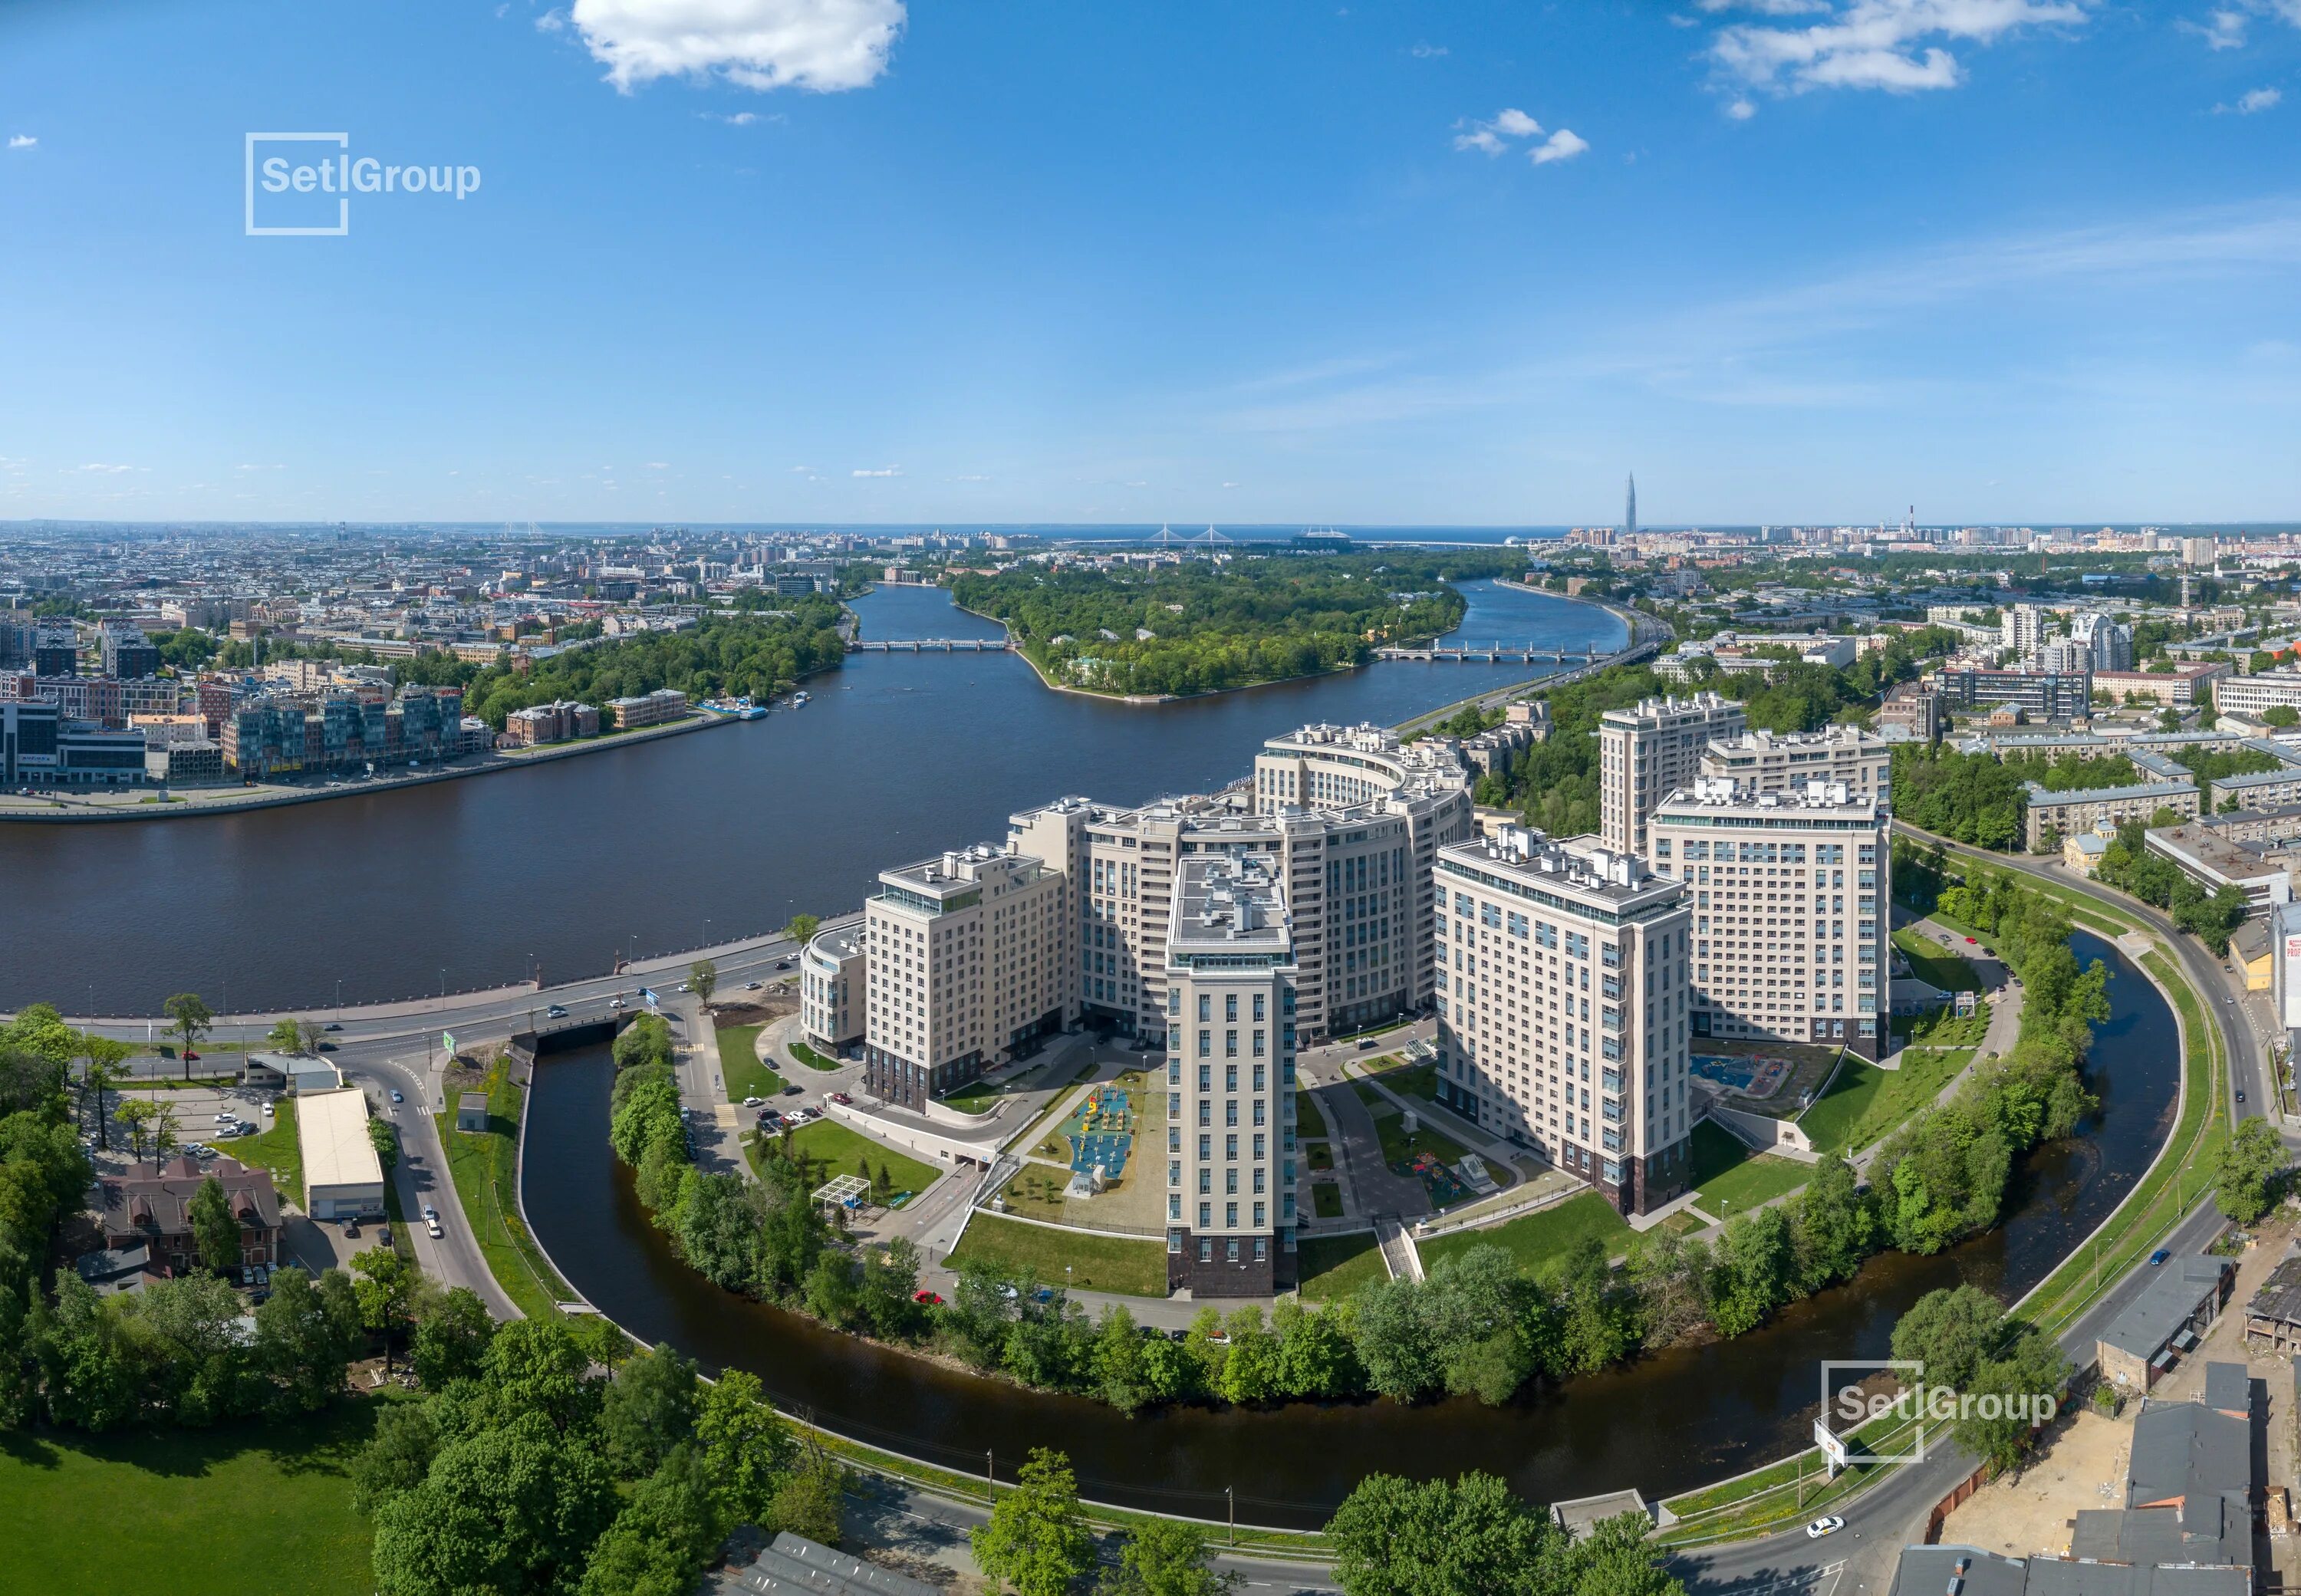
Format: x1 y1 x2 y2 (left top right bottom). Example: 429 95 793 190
341 1217 360 1239
545 1004 569 1018
775 959 792 969
828 1091 852 1106
782 1083 802 1096
913 1289 943 1306
215 1111 237 1124
260 1100 275 1118
609 996 627 1010
1806 1516 1844 1539
676 981 691 993
2237 1089 2247 1103
742 1095 764 1107
377 1225 393 1249
423 1204 438 1222
426 1216 443 1239
1358 1037 1377 1049
744 981 762 991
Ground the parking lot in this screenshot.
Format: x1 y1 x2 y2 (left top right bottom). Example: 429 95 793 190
103 1079 281 1167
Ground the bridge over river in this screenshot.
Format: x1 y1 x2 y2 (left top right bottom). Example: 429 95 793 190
847 637 1014 652
1374 640 1608 663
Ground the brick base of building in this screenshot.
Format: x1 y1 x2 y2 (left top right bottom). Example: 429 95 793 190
1167 1230 1293 1296
863 1048 983 1111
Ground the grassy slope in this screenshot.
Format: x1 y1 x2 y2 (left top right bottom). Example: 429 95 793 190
947 1213 1167 1297
1418 1191 1629 1276
434 1074 574 1319
1687 1120 1812 1214
1294 1089 1329 1140
0 1400 390 1596
223 1097 302 1208
1295 1232 1386 1303
782 1117 940 1198
1891 926 1983 992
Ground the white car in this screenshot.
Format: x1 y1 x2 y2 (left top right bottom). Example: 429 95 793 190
260 1101 275 1118
425 1216 443 1239
215 1111 237 1124
742 1095 763 1107
1806 1515 1845 1539
422 1203 439 1222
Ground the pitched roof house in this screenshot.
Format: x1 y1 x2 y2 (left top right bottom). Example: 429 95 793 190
97 1154 281 1275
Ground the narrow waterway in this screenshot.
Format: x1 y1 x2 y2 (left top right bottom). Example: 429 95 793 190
522 929 2176 1527
0 580 1618 1015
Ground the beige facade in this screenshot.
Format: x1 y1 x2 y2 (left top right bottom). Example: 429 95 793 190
861 844 1066 1109
1648 778 1891 1061
1697 726 1891 810
1161 856 1299 1295
2023 781 2199 851
1433 830 1694 1216
800 926 866 1053
1598 692 1747 856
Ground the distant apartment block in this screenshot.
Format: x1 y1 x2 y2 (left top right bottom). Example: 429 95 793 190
2095 663 2228 707
1163 855 1299 1295
2024 780 2199 851
801 926 866 1055
2213 670 2301 719
1649 778 1890 1059
503 699 600 745
1933 666 2092 722
605 687 687 729
1697 726 1891 810
862 843 1067 1109
0 699 148 788
1598 691 1747 856
222 684 465 778
1433 828 1694 1216
1875 682 1941 742
97 621 160 680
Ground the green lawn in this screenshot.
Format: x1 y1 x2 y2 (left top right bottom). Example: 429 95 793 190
1366 1058 1440 1102
1797 1044 1976 1157
943 1076 1016 1113
1311 1180 1345 1218
1688 1120 1812 1215
781 1117 941 1199
0 1398 390 1596
1892 927 1983 992
1296 1232 1387 1302
1353 1087 1469 1168
223 1097 301 1208
435 1071 577 1319
1418 1191 1629 1276
947 1213 1168 1297
1305 1141 1334 1171
1294 1089 1329 1140
715 1023 785 1102
788 1041 843 1072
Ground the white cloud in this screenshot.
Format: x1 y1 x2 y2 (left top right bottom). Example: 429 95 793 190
535 8 567 31
645 460 670 469
2194 7 2249 48
950 473 990 481
1411 41 1448 58
6 134 35 150
2217 85 2283 111
1709 0 2087 97
74 463 137 473
1530 128 1591 163
851 466 900 477
568 0 905 94
1727 97 1759 117
1454 107 1579 160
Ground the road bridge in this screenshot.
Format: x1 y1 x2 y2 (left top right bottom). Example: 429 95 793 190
847 637 1013 652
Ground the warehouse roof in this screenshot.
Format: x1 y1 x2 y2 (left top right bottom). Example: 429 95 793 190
297 1087 384 1192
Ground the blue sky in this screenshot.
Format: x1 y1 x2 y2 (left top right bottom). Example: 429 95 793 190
0 0 2296 526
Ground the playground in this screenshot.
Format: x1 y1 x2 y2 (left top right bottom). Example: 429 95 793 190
1690 1052 1792 1097
1060 1082 1134 1181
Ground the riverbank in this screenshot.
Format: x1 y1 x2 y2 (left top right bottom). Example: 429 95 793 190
0 707 743 825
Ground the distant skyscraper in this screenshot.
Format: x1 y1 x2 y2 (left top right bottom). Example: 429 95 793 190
1625 472 1638 538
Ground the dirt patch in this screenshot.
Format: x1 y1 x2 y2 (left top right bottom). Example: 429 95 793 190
711 999 795 1025
1940 1408 2131 1558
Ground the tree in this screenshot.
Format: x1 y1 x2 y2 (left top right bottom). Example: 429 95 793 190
601 1343 701 1478
688 959 718 1005
786 913 821 947
2215 1116 2290 1225
410 1285 495 1390
770 1446 848 1545
351 1246 419 1373
1891 1285 2005 1391
2266 705 2300 729
579 1446 721 1596
31 1270 138 1432
1101 1518 1236 1596
1552 1512 1686 1596
163 992 213 1081
368 1115 400 1174
266 1018 304 1055
370 1411 621 1596
299 1019 328 1055
189 1173 242 1274
77 1032 130 1151
115 1097 158 1162
255 1265 362 1413
1325 1470 1558 1596
693 1367 792 1529
351 1398 441 1512
971 1446 1093 1596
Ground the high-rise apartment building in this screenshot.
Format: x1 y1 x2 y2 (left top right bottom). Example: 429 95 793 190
1432 829 1694 1216
799 926 866 1055
861 843 1068 1110
2000 603 2048 657
1697 726 1891 810
2069 612 2134 673
1162 855 1299 1295
1646 778 1891 1061
1598 692 1747 856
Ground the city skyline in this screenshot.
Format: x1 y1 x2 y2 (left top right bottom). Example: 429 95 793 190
2 2 2297 524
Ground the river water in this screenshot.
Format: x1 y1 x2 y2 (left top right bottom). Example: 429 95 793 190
521 930 2177 1526
0 579 1620 1016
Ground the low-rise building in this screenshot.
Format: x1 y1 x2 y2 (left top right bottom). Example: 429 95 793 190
97 1155 281 1275
2097 1253 2234 1391
298 1088 387 1221
2145 814 2301 909
503 699 600 745
605 687 687 729
1935 666 2093 723
2095 663 2229 708
2215 670 2301 719
2064 819 2117 876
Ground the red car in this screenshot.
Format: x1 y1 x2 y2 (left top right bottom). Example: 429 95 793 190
1964 936 1977 945
913 1289 943 1306
828 1091 852 1105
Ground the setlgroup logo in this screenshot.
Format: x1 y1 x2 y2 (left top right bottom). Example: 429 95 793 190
1819 1360 2059 1468
245 133 482 236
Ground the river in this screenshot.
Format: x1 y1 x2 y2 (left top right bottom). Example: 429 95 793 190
0 579 1621 1016
520 929 2177 1527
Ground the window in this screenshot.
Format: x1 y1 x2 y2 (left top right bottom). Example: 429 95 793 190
1225 1028 1238 1058
1253 993 1266 1022
1197 1029 1210 1058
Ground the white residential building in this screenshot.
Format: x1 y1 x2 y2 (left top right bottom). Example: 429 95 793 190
1432 830 1694 1216
1697 726 1892 811
1647 778 1892 1060
861 843 1068 1109
2215 673 2301 719
2069 612 2135 673
1598 692 1748 857
799 926 866 1055
2001 603 2049 657
1161 855 1299 1295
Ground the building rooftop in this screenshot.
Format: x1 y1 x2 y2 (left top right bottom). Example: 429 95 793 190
2102 1256 2231 1359
298 1087 385 1192
2024 780 2198 808
1440 827 1687 920
1170 856 1292 956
